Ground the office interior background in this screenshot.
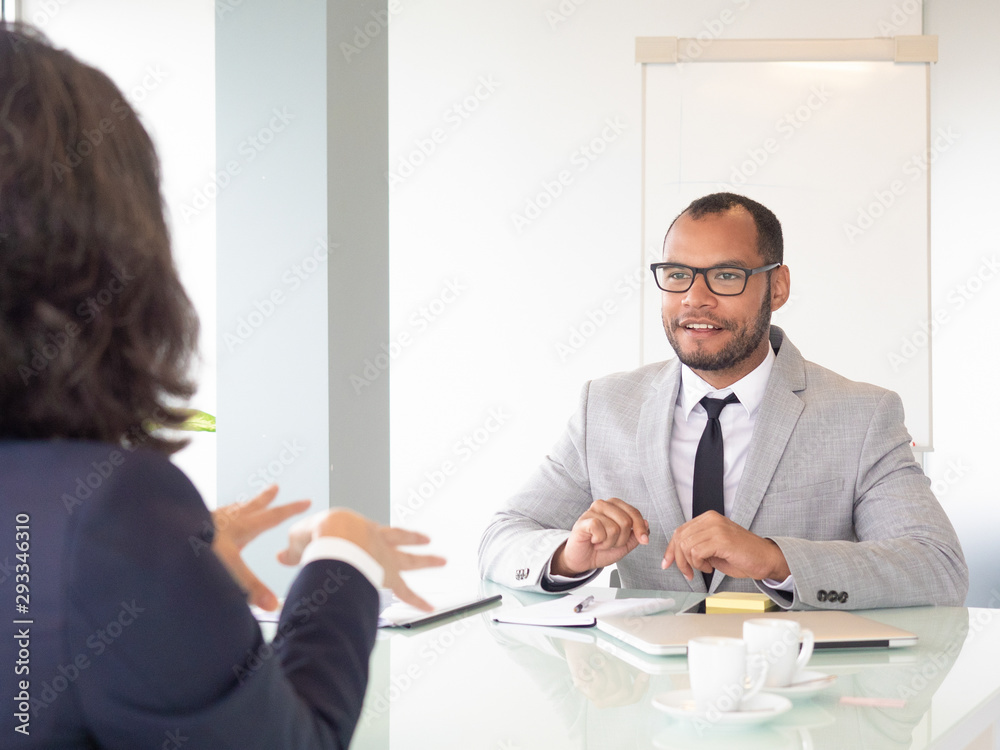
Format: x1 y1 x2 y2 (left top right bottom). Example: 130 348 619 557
14 0 999 607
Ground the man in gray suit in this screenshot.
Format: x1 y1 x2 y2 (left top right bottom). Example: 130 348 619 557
479 193 968 610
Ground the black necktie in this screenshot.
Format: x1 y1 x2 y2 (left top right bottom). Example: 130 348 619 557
692 393 739 589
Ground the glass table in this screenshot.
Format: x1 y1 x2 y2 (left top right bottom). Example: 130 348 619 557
335 583 1000 749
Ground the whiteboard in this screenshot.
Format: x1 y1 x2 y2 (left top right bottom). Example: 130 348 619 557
641 60 932 448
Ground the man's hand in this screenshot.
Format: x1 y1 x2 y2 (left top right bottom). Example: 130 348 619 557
550 498 649 577
278 509 446 612
661 511 790 582
212 485 312 611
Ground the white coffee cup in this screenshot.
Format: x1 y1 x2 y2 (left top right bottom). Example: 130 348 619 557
687 636 768 713
743 618 815 688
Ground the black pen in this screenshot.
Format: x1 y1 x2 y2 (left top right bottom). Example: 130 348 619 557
573 595 596 613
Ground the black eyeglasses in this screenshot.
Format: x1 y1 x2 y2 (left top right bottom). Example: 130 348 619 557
649 262 780 296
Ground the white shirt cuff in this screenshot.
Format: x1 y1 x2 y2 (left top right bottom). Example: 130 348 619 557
542 555 595 584
761 574 795 593
300 537 384 590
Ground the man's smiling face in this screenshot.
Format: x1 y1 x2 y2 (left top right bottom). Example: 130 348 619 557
660 206 788 388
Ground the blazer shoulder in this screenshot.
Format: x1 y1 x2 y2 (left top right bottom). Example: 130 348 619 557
799 358 899 412
800 358 890 394
771 329 900 412
0 439 200 511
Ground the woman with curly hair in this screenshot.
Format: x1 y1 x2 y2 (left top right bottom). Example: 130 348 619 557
0 23 443 749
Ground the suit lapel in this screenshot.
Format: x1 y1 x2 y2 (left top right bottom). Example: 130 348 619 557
637 359 705 591
729 327 807 531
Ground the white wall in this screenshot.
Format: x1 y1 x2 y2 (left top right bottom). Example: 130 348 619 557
22 0 218 505
924 0 1000 608
29 0 1000 607
387 0 980 599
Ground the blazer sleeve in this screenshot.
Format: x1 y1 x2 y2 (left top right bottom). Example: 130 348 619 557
478 382 601 593
763 390 969 610
64 451 377 749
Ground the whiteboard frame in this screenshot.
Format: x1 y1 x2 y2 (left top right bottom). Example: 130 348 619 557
635 36 938 64
637 38 936 451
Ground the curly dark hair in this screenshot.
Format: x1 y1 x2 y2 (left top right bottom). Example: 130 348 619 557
0 23 198 453
666 192 784 265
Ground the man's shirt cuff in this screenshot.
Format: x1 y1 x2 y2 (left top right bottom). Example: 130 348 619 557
300 537 384 590
760 574 795 593
542 555 595 585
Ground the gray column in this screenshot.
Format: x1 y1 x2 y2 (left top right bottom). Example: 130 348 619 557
327 0 390 524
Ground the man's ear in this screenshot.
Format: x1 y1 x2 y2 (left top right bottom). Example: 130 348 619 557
770 264 791 312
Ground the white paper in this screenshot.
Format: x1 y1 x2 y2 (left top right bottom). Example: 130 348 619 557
493 594 675 628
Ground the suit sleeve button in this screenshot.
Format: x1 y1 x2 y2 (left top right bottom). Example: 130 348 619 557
817 590 827 602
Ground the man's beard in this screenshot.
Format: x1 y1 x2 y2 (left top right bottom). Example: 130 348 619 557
663 287 772 372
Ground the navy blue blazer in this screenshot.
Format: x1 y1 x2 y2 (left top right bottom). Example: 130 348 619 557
0 440 378 748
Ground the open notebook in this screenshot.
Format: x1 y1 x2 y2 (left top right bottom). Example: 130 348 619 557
492 593 676 628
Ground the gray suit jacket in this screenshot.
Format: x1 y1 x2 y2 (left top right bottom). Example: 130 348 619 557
478 327 968 609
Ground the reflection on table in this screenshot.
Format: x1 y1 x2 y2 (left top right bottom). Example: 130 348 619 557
342 583 998 750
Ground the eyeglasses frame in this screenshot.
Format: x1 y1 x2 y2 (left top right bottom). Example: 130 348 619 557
648 262 781 296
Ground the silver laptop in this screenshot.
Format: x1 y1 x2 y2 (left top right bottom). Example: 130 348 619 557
595 610 918 656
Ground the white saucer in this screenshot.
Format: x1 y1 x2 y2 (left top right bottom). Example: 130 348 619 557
652 690 792 725
765 670 837 697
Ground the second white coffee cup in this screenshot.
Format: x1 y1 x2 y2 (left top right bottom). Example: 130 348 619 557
687 636 768 713
742 618 815 688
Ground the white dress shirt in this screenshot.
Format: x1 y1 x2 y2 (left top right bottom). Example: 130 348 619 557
670 346 775 521
671 347 791 591
547 345 793 591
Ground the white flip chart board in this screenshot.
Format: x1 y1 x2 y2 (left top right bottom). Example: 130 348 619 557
639 40 934 449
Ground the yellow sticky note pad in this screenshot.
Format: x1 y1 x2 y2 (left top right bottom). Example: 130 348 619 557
704 591 778 614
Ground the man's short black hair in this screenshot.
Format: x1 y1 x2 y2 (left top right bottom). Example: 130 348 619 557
666 192 783 265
